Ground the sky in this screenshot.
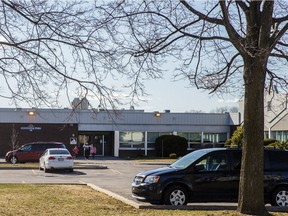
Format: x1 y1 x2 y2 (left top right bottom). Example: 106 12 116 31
131 77 240 113
0 76 239 113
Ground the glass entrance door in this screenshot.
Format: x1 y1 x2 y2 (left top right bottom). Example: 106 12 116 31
94 135 105 156
78 132 114 156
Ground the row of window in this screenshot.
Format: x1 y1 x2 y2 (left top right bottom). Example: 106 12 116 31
265 131 288 142
119 131 227 149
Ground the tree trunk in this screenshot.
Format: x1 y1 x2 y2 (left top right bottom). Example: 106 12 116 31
237 57 268 215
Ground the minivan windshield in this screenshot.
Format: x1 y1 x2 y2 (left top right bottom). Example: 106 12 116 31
170 148 225 169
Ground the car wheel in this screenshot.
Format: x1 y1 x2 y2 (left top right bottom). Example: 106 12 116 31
10 156 18 164
43 163 49 173
69 168 73 173
272 187 288 206
163 185 188 206
39 165 43 171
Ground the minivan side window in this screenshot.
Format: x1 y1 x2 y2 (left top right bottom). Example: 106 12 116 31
21 144 32 152
59 144 66 148
267 151 288 170
32 144 44 151
47 143 65 149
231 151 242 171
195 153 228 172
45 144 55 149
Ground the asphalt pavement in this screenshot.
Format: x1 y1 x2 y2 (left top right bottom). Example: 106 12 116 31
0 157 287 212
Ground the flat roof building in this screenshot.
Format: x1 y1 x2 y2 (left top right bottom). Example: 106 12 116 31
0 108 241 158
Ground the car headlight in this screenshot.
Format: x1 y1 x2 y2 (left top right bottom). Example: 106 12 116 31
144 175 160 183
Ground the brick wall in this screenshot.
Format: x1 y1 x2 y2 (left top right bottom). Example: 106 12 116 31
0 123 78 157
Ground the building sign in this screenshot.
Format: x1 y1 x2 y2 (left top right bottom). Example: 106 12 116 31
70 137 77 145
20 124 42 131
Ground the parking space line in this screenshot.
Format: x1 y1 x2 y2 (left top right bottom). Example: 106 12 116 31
110 169 122 175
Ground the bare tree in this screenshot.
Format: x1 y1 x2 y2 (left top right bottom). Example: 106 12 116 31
1 1 288 214
10 124 19 164
92 1 288 215
0 0 125 109
211 106 239 113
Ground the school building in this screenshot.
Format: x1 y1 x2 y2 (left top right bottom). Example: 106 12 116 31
0 105 241 158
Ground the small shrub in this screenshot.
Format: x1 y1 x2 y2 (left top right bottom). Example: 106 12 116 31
266 141 288 150
224 139 232 147
169 153 177 159
226 127 243 148
155 135 188 157
264 138 278 146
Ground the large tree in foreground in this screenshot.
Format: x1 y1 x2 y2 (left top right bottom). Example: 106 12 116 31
94 0 288 215
1 1 288 214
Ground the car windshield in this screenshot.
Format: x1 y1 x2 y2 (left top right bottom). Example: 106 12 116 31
170 148 222 169
49 150 69 155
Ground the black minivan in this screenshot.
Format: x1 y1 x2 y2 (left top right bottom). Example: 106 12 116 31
132 148 288 207
5 142 67 164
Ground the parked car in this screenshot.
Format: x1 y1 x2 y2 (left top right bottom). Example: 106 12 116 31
39 148 74 173
132 148 288 207
5 142 67 164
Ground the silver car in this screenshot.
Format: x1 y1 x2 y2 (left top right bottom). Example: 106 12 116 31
39 148 74 172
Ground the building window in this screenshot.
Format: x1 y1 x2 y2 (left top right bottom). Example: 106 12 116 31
269 130 288 142
178 132 202 142
178 132 202 149
147 132 171 148
119 132 144 149
178 132 227 149
283 131 288 141
147 132 158 148
202 133 227 143
264 131 269 139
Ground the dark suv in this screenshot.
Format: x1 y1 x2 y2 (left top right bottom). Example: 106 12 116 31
5 142 67 164
132 148 288 207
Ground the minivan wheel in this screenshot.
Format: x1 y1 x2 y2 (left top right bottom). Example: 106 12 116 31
10 156 18 164
272 187 288 206
163 185 188 206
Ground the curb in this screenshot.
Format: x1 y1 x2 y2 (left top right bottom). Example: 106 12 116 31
86 183 288 212
87 183 141 209
0 162 107 170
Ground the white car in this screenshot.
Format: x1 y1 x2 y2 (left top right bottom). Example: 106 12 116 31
39 148 74 172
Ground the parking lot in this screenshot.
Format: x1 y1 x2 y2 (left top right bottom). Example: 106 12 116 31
0 158 162 207
1 158 286 212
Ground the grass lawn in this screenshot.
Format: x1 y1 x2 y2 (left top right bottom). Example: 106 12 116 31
0 184 286 216
0 162 38 169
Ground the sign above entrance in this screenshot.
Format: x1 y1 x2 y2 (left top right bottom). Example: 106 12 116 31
20 124 42 131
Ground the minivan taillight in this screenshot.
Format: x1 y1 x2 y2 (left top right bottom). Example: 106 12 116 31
48 156 56 160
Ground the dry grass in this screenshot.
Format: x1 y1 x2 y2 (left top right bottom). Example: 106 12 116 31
0 162 38 168
0 184 286 216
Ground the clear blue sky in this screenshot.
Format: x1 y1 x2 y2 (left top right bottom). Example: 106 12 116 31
135 77 239 113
